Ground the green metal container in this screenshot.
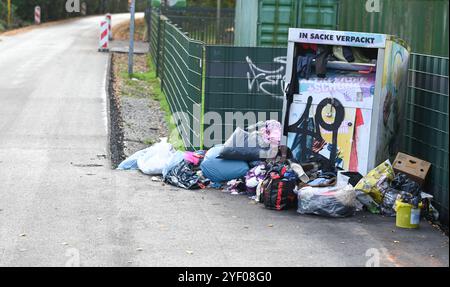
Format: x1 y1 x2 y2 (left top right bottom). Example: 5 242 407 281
234 0 339 47
338 0 449 57
257 0 339 47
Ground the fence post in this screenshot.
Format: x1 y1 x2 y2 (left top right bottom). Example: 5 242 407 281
156 11 162 78
200 44 207 150
160 18 166 92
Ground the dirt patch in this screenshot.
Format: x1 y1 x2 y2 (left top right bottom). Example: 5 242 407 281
112 17 147 41
109 53 169 166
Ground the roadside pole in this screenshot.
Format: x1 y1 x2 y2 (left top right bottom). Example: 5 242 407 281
216 0 221 41
7 0 11 27
128 0 136 76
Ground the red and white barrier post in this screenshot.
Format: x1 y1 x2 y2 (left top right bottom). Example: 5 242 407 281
34 6 41 25
98 20 109 52
81 2 87 16
106 14 112 40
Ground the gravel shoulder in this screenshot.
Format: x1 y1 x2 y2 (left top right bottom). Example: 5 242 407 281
111 53 169 161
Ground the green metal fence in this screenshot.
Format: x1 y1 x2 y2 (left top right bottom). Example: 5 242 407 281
405 53 449 225
149 10 204 150
203 46 286 146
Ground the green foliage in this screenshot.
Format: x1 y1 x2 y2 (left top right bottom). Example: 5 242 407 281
187 0 235 8
1 0 148 25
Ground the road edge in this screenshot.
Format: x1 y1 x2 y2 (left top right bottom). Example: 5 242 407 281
106 53 126 169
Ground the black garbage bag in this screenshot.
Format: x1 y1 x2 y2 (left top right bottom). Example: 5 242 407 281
164 160 209 190
380 185 400 217
219 128 277 161
391 173 422 208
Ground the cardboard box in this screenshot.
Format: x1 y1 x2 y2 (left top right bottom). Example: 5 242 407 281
393 153 431 186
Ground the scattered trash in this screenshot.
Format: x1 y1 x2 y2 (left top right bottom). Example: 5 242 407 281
19 233 26 237
114 119 438 228
355 160 395 204
185 250 194 255
393 153 431 186
136 247 143 252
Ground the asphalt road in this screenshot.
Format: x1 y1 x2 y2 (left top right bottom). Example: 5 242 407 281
0 15 448 267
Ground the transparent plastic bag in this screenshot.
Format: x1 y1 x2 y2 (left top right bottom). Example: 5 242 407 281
297 184 357 218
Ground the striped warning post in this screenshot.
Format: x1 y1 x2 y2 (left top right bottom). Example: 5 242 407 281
98 20 109 52
34 6 41 25
106 14 112 40
81 2 87 16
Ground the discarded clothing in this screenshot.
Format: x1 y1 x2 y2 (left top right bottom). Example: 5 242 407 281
288 160 310 183
184 150 206 166
245 164 267 194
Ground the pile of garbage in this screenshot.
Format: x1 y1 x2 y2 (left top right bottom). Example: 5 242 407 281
117 120 438 222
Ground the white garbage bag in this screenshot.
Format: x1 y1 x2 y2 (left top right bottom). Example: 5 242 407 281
136 138 176 175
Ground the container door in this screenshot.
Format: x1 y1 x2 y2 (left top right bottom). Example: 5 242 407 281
257 0 298 47
297 0 339 30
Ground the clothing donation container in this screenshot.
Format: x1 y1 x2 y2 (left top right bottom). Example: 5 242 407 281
282 28 410 175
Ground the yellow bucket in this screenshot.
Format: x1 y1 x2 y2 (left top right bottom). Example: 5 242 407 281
394 200 422 229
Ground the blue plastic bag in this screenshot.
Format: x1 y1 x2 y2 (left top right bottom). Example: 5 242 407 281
200 146 250 183
117 148 148 170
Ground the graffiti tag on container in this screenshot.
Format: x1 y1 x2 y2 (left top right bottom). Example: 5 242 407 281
246 56 286 97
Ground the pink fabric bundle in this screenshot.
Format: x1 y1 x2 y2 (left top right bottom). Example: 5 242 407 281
260 120 282 145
